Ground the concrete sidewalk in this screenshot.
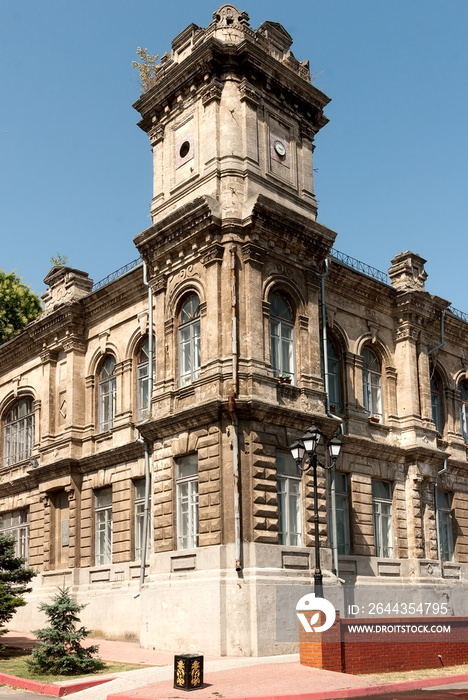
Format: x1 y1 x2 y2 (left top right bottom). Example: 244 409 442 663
3 631 468 700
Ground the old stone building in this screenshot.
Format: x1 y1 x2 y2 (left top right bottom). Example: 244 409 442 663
2 4 468 656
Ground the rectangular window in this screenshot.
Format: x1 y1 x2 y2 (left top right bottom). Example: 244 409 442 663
436 490 454 561
277 452 302 546
137 363 150 421
179 321 201 387
176 455 198 550
134 479 150 560
3 408 34 467
432 393 442 433
98 377 116 432
328 359 342 413
95 488 112 566
0 509 29 559
372 480 393 558
334 473 350 555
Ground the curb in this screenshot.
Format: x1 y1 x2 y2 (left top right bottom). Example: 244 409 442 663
106 672 468 700
0 672 116 697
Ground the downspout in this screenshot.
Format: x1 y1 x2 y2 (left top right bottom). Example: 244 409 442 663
137 262 154 591
229 245 242 573
428 311 445 564
428 311 445 356
321 258 343 578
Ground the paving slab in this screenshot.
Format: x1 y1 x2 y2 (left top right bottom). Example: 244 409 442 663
3 632 468 700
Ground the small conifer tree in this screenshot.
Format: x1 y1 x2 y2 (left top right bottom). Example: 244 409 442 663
0 533 36 643
27 588 104 675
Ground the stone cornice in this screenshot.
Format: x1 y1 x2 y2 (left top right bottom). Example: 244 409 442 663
327 261 394 315
442 312 468 348
78 442 144 472
0 458 80 496
0 303 87 375
247 194 336 265
135 197 222 264
82 266 146 322
137 399 224 441
134 36 329 137
393 289 450 322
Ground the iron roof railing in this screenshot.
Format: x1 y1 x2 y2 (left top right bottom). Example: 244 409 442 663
88 250 468 327
92 257 143 292
329 248 390 285
448 306 468 324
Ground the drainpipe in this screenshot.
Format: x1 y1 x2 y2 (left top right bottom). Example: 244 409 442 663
321 258 343 578
229 245 242 573
137 262 155 591
428 311 445 356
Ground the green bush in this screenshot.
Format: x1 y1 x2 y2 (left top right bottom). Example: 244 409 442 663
27 588 104 675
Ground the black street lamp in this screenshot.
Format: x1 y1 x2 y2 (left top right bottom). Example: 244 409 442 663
289 423 342 598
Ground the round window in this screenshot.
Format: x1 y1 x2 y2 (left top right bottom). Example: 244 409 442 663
179 141 191 159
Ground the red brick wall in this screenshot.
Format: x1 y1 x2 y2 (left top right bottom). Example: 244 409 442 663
300 616 468 674
298 611 342 673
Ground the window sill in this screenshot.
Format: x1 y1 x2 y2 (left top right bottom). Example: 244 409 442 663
94 430 114 444
2 455 36 469
177 385 196 399
276 382 300 396
366 417 390 432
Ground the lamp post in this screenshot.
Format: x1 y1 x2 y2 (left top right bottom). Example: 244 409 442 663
290 424 342 598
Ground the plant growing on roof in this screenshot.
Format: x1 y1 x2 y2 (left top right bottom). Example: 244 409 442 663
132 47 160 92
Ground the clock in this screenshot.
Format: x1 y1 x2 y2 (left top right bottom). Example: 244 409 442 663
274 140 286 158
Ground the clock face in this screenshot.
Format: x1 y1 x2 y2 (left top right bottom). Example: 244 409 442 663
274 140 286 157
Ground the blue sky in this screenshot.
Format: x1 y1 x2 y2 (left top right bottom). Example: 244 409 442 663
1 1 467 310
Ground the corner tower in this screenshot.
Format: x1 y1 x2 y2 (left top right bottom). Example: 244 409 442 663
134 4 330 224
132 6 338 657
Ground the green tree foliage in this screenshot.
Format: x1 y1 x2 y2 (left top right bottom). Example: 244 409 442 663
27 588 104 675
132 47 160 91
0 534 36 641
49 253 68 266
0 270 42 344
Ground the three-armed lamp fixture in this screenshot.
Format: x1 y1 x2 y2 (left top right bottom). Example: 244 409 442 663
289 424 343 597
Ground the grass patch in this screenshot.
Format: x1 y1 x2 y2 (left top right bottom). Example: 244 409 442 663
0 648 148 683
361 663 468 685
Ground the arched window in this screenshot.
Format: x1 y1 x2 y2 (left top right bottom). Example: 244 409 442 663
98 356 116 432
327 337 342 414
3 398 34 467
458 380 468 442
178 294 201 387
137 337 155 420
362 347 383 420
270 292 295 383
431 375 443 434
